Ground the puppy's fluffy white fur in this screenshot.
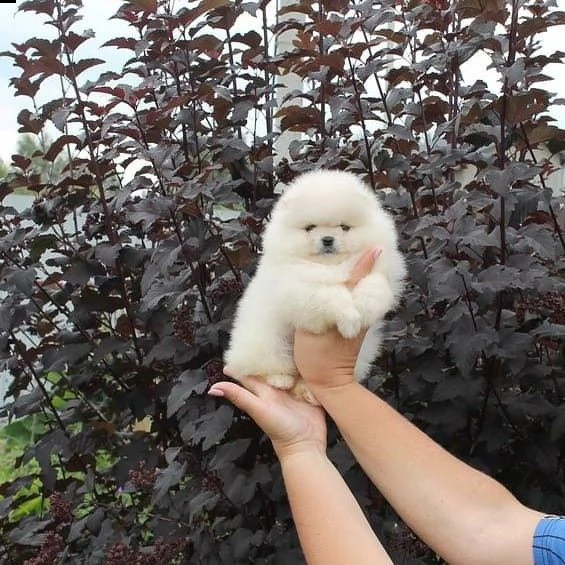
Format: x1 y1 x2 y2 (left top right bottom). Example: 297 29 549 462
224 170 406 403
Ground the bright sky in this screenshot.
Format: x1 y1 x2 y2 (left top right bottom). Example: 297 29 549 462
0 0 128 163
0 0 564 164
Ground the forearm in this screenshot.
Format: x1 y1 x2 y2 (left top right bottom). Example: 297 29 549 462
279 449 392 565
314 382 543 565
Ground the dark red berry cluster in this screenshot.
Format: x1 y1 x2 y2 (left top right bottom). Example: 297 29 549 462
50 491 73 525
172 305 196 346
210 277 244 304
129 460 158 491
106 538 187 565
516 291 565 325
22 493 75 564
23 532 64 565
151 538 187 563
201 471 222 494
152 359 176 380
205 359 224 384
544 291 565 325
106 541 133 564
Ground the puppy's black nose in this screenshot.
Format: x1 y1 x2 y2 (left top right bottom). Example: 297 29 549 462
321 236 334 247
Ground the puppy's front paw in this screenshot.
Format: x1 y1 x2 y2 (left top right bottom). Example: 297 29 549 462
336 308 362 339
353 277 396 325
265 374 296 390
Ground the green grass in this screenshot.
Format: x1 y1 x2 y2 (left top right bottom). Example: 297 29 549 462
0 416 44 521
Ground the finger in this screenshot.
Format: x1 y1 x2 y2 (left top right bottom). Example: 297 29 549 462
240 376 280 400
208 382 266 420
345 247 382 288
222 368 278 399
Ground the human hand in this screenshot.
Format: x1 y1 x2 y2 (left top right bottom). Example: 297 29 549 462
344 248 381 289
208 376 326 460
293 248 380 390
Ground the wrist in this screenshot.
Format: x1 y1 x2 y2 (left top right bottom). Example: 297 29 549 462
306 376 359 396
277 447 329 471
274 439 326 462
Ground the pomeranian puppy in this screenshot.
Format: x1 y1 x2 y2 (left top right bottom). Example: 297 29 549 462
224 170 406 403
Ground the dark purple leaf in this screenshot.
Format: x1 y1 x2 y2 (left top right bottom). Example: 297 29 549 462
152 461 187 504
13 388 44 418
183 405 234 450
209 438 251 471
167 370 208 417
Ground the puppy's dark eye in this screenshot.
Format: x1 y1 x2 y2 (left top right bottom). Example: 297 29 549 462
305 224 316 232
340 224 351 232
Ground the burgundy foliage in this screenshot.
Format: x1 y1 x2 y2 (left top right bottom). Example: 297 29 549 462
0 0 564 563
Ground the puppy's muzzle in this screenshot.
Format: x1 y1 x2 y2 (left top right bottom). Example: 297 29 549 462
320 236 336 253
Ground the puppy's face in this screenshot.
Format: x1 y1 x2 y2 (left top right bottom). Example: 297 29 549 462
263 174 392 264
297 220 364 260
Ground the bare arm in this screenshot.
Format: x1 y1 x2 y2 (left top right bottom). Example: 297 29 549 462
208 377 392 565
294 328 544 565
316 381 542 565
280 448 392 565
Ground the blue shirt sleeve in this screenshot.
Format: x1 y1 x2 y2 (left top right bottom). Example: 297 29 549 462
533 516 565 565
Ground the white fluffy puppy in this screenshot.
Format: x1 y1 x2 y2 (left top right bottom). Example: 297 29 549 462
224 170 406 403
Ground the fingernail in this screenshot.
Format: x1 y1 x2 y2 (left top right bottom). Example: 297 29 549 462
373 247 383 258
208 386 225 397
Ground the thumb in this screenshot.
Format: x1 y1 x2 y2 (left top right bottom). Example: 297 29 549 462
346 247 381 288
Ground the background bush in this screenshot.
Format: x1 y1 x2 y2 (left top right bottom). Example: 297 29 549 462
0 0 564 563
